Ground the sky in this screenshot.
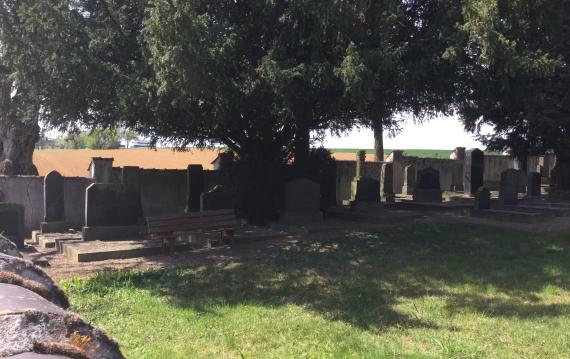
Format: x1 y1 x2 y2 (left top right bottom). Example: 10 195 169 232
320 115 488 150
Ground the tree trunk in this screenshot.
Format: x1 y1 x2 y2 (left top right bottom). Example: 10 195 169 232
373 120 384 162
293 125 311 174
0 117 40 176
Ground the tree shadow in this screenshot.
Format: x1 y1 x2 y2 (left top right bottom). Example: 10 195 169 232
77 223 570 331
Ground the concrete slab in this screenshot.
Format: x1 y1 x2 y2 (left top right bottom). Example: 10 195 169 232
62 239 191 262
38 233 82 249
394 201 473 215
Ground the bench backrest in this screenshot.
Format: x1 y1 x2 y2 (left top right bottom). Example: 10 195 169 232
146 209 237 234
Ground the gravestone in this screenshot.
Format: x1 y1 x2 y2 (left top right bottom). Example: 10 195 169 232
41 171 65 233
185 165 204 213
474 187 491 210
527 172 541 197
464 148 484 196
402 165 416 195
0 203 25 249
281 179 323 222
551 157 570 198
500 169 519 205
352 177 380 202
85 184 142 227
380 163 395 203
200 185 235 211
413 167 443 203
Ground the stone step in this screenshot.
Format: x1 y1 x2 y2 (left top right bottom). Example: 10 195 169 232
37 233 82 250
62 239 192 263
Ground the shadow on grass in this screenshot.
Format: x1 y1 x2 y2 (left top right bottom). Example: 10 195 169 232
68 224 570 331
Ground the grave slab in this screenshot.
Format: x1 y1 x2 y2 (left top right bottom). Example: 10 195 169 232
62 239 191 262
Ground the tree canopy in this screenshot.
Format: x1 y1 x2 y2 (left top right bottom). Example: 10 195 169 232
450 0 570 158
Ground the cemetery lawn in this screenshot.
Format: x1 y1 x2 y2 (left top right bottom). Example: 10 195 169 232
63 224 570 359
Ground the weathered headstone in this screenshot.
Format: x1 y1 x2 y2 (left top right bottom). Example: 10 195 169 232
527 172 541 197
85 184 142 227
44 171 64 222
352 177 380 202
0 203 25 249
185 165 204 213
464 148 484 196
200 185 235 211
281 179 322 222
413 167 442 203
402 165 416 195
41 171 66 233
500 168 519 205
474 187 491 210
380 163 395 203
551 157 570 199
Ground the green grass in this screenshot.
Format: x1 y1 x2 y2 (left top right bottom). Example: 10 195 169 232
63 224 570 358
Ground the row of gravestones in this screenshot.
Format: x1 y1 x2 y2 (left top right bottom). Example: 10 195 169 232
0 235 125 358
352 164 444 204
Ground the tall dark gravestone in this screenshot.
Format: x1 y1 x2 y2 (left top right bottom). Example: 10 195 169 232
551 157 570 199
474 187 491 210
464 149 484 196
185 165 204 213
380 163 395 203
353 177 380 202
413 167 443 203
527 172 541 197
43 171 64 222
281 179 323 222
41 171 66 233
500 169 519 205
85 184 143 227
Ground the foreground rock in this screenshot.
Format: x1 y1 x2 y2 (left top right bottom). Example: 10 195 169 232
0 234 22 257
0 253 69 308
0 311 124 358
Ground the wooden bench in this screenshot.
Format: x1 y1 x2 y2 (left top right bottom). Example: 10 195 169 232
146 209 237 254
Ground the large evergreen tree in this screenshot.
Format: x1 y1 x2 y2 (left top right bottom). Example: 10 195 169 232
450 0 569 160
335 0 459 161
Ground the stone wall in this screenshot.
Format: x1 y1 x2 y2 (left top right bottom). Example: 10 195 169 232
484 155 517 190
